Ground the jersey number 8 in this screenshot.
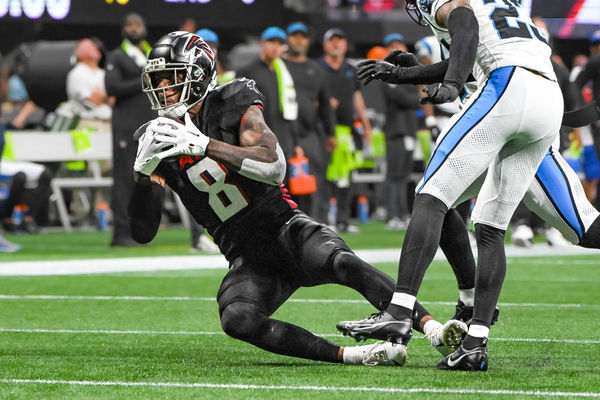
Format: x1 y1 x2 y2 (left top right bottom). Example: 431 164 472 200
187 158 249 222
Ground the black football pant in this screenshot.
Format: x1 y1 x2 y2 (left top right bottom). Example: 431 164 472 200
216 212 431 363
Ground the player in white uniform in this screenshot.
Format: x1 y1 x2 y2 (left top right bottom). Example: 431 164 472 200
413 32 600 247
344 0 564 371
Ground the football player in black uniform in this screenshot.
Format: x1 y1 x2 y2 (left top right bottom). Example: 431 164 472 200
129 31 467 367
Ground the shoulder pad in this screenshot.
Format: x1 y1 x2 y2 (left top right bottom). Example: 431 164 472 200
133 121 152 140
212 78 264 109
217 78 263 99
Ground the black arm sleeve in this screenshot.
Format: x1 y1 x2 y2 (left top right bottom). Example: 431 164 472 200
397 59 476 85
402 59 450 85
443 6 479 91
128 180 165 244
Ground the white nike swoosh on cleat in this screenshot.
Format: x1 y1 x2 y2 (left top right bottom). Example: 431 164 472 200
446 349 480 367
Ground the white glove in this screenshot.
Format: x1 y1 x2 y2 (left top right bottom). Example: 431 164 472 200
153 113 210 158
133 121 175 176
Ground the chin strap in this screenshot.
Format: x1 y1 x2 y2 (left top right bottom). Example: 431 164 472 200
158 103 188 119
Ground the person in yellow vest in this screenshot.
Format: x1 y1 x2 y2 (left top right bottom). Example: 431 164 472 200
319 28 372 233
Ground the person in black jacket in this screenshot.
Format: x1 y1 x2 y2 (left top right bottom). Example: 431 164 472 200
379 34 420 231
105 13 156 246
284 22 335 222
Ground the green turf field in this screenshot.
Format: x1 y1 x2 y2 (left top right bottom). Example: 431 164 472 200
0 227 599 398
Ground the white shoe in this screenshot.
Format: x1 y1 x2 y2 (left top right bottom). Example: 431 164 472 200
511 224 534 248
344 341 407 366
193 235 220 253
0 235 20 253
374 206 387 221
385 217 402 231
338 223 360 234
545 227 572 247
425 319 468 357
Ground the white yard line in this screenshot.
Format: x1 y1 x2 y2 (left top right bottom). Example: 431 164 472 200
1 244 598 276
0 378 598 397
0 294 597 309
0 328 598 344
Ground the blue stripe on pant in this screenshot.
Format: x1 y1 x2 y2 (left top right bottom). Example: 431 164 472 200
535 151 585 239
417 66 515 194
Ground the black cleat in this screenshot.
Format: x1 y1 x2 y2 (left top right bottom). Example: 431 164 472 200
336 311 413 345
452 300 500 326
452 300 473 323
437 337 488 371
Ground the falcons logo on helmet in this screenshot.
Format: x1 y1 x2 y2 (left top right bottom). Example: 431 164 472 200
184 35 215 62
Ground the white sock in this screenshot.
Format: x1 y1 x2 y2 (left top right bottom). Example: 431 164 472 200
342 343 372 365
468 324 489 338
390 292 416 310
423 320 443 346
459 288 475 307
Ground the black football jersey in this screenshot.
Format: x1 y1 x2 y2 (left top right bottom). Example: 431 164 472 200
149 79 297 259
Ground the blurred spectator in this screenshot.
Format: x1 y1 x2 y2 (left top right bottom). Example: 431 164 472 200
105 13 155 247
283 22 335 222
2 48 44 130
236 27 299 160
0 107 20 251
379 33 420 231
318 28 371 233
570 54 600 203
178 17 196 33
66 38 113 131
0 161 52 234
575 29 600 207
360 45 387 221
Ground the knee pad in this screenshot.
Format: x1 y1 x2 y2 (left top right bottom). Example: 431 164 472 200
475 223 505 247
220 301 262 340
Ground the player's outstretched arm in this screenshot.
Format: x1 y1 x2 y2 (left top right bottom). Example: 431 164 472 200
206 105 286 185
128 174 165 244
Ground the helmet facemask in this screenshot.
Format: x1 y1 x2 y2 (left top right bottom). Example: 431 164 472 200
405 0 427 26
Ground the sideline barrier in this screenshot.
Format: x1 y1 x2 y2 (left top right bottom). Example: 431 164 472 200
9 131 189 232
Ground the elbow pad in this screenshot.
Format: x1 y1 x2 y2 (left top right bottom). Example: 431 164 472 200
239 144 286 185
444 7 479 92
